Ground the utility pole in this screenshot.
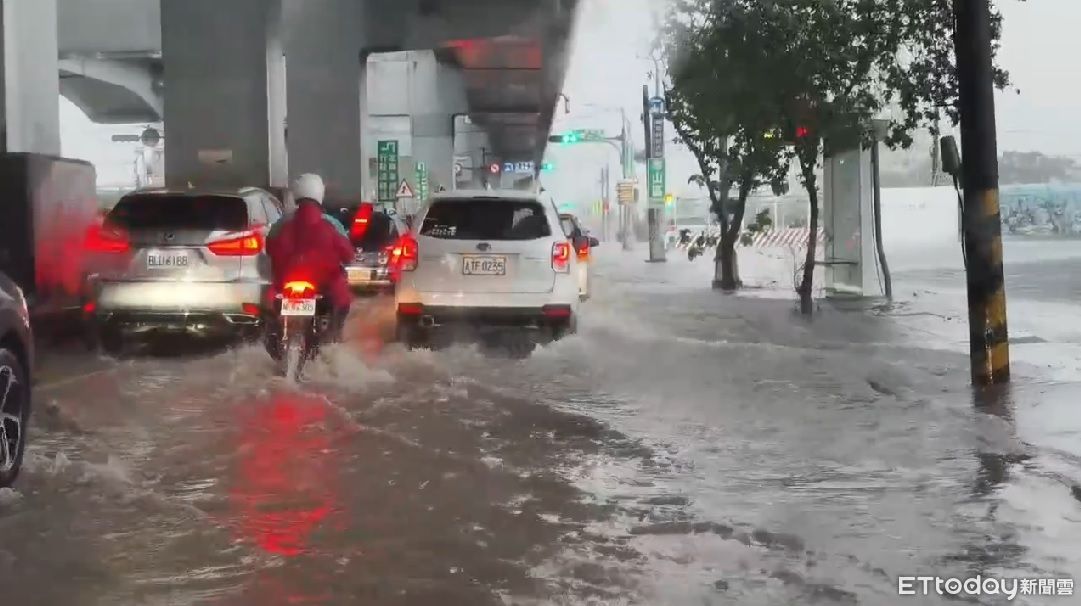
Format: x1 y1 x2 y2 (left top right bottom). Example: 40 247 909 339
954 0 1010 385
644 79 667 262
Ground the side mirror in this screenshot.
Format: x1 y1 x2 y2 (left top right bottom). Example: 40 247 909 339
940 135 962 177
588 236 600 247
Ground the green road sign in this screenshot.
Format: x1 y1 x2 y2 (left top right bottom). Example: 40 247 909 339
648 158 665 204
377 140 399 202
416 161 429 201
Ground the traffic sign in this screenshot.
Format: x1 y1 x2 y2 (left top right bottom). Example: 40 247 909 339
651 112 665 158
649 96 664 113
416 161 429 201
377 140 399 202
489 163 501 174
648 158 665 204
396 179 415 198
616 180 636 205
454 162 463 176
140 127 161 147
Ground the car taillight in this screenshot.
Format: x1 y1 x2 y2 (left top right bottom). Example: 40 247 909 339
350 205 374 240
283 280 316 298
542 304 572 318
552 241 571 273
397 302 424 316
575 241 590 258
208 232 263 256
84 224 130 253
392 235 418 271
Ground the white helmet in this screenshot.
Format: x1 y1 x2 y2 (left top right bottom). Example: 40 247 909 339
292 173 325 205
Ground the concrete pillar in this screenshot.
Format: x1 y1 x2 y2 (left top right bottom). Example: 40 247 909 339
285 0 364 204
161 0 285 189
409 59 468 194
1 0 61 154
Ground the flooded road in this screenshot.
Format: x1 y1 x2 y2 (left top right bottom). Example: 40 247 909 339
3 245 1081 605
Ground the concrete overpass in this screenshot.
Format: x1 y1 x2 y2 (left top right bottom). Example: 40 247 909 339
1 0 579 199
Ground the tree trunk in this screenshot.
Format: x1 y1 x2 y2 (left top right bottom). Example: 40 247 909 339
714 180 751 291
797 156 819 315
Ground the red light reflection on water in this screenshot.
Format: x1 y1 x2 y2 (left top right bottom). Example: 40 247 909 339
229 394 339 558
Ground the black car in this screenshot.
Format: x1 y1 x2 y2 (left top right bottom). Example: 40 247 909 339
0 270 33 487
337 205 409 294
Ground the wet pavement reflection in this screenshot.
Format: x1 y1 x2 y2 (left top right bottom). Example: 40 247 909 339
3 248 1081 605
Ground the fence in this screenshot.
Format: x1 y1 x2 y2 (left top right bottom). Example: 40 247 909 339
745 227 826 249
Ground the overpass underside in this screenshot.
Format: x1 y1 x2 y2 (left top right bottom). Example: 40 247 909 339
0 0 578 200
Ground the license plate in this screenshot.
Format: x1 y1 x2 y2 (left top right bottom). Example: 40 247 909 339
347 267 378 282
281 298 317 316
146 251 190 269
462 255 506 276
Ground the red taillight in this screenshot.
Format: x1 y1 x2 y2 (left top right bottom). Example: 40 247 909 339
208 232 263 256
84 224 130 253
350 203 375 240
397 302 424 316
552 241 572 273
575 240 590 259
242 303 261 316
542 304 572 319
283 280 316 298
392 235 419 271
82 300 96 315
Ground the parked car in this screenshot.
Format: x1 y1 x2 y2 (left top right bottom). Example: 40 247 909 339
341 203 409 295
0 270 33 487
394 190 581 351
83 187 284 352
559 212 599 301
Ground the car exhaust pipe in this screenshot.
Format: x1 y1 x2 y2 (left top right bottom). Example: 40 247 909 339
420 315 436 328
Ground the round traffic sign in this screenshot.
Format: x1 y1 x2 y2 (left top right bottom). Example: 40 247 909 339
489 163 501 174
140 127 161 147
454 162 463 176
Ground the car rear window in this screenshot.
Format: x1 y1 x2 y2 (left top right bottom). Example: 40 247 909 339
354 212 398 251
419 199 552 240
107 195 249 231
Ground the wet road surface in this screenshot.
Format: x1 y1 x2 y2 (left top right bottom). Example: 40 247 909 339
3 246 1081 605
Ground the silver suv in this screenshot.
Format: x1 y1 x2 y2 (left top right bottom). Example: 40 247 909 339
0 270 33 487
85 187 284 351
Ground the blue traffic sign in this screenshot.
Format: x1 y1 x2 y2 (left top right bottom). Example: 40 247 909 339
649 96 664 112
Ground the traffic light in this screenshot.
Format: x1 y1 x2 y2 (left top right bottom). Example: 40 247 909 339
664 193 674 206
795 126 810 139
541 162 555 171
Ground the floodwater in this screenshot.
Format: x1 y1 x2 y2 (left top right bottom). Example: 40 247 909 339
2 241 1080 605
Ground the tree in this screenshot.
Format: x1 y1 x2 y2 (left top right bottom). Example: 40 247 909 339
662 0 792 290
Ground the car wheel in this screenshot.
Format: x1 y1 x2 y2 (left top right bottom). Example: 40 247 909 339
395 322 425 350
0 347 30 488
97 328 126 357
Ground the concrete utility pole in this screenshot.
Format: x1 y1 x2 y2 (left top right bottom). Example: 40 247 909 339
954 0 1010 385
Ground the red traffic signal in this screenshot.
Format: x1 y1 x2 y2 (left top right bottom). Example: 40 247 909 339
795 126 810 139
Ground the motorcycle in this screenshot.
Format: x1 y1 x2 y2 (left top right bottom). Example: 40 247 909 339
264 279 334 381
687 233 707 261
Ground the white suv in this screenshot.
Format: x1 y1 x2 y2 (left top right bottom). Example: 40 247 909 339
394 190 580 348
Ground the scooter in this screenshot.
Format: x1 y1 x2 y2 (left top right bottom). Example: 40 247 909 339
264 279 334 381
687 232 707 261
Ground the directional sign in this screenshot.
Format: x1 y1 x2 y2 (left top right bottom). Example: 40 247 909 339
396 179 415 199
651 112 665 158
377 140 399 203
648 158 666 204
649 96 665 113
616 180 636 205
416 161 429 201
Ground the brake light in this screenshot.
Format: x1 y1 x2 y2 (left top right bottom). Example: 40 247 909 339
350 203 374 240
208 232 263 256
392 235 419 271
283 280 316 298
552 241 572 273
575 240 590 259
84 224 130 253
397 302 424 316
542 304 572 318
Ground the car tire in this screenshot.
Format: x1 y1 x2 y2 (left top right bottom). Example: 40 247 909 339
395 322 425 350
0 347 30 488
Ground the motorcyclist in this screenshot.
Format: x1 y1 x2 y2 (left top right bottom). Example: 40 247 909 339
266 174 354 340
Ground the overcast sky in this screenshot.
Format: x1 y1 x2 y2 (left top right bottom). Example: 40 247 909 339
61 0 1079 200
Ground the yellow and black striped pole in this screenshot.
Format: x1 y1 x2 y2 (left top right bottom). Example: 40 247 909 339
954 0 1011 385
